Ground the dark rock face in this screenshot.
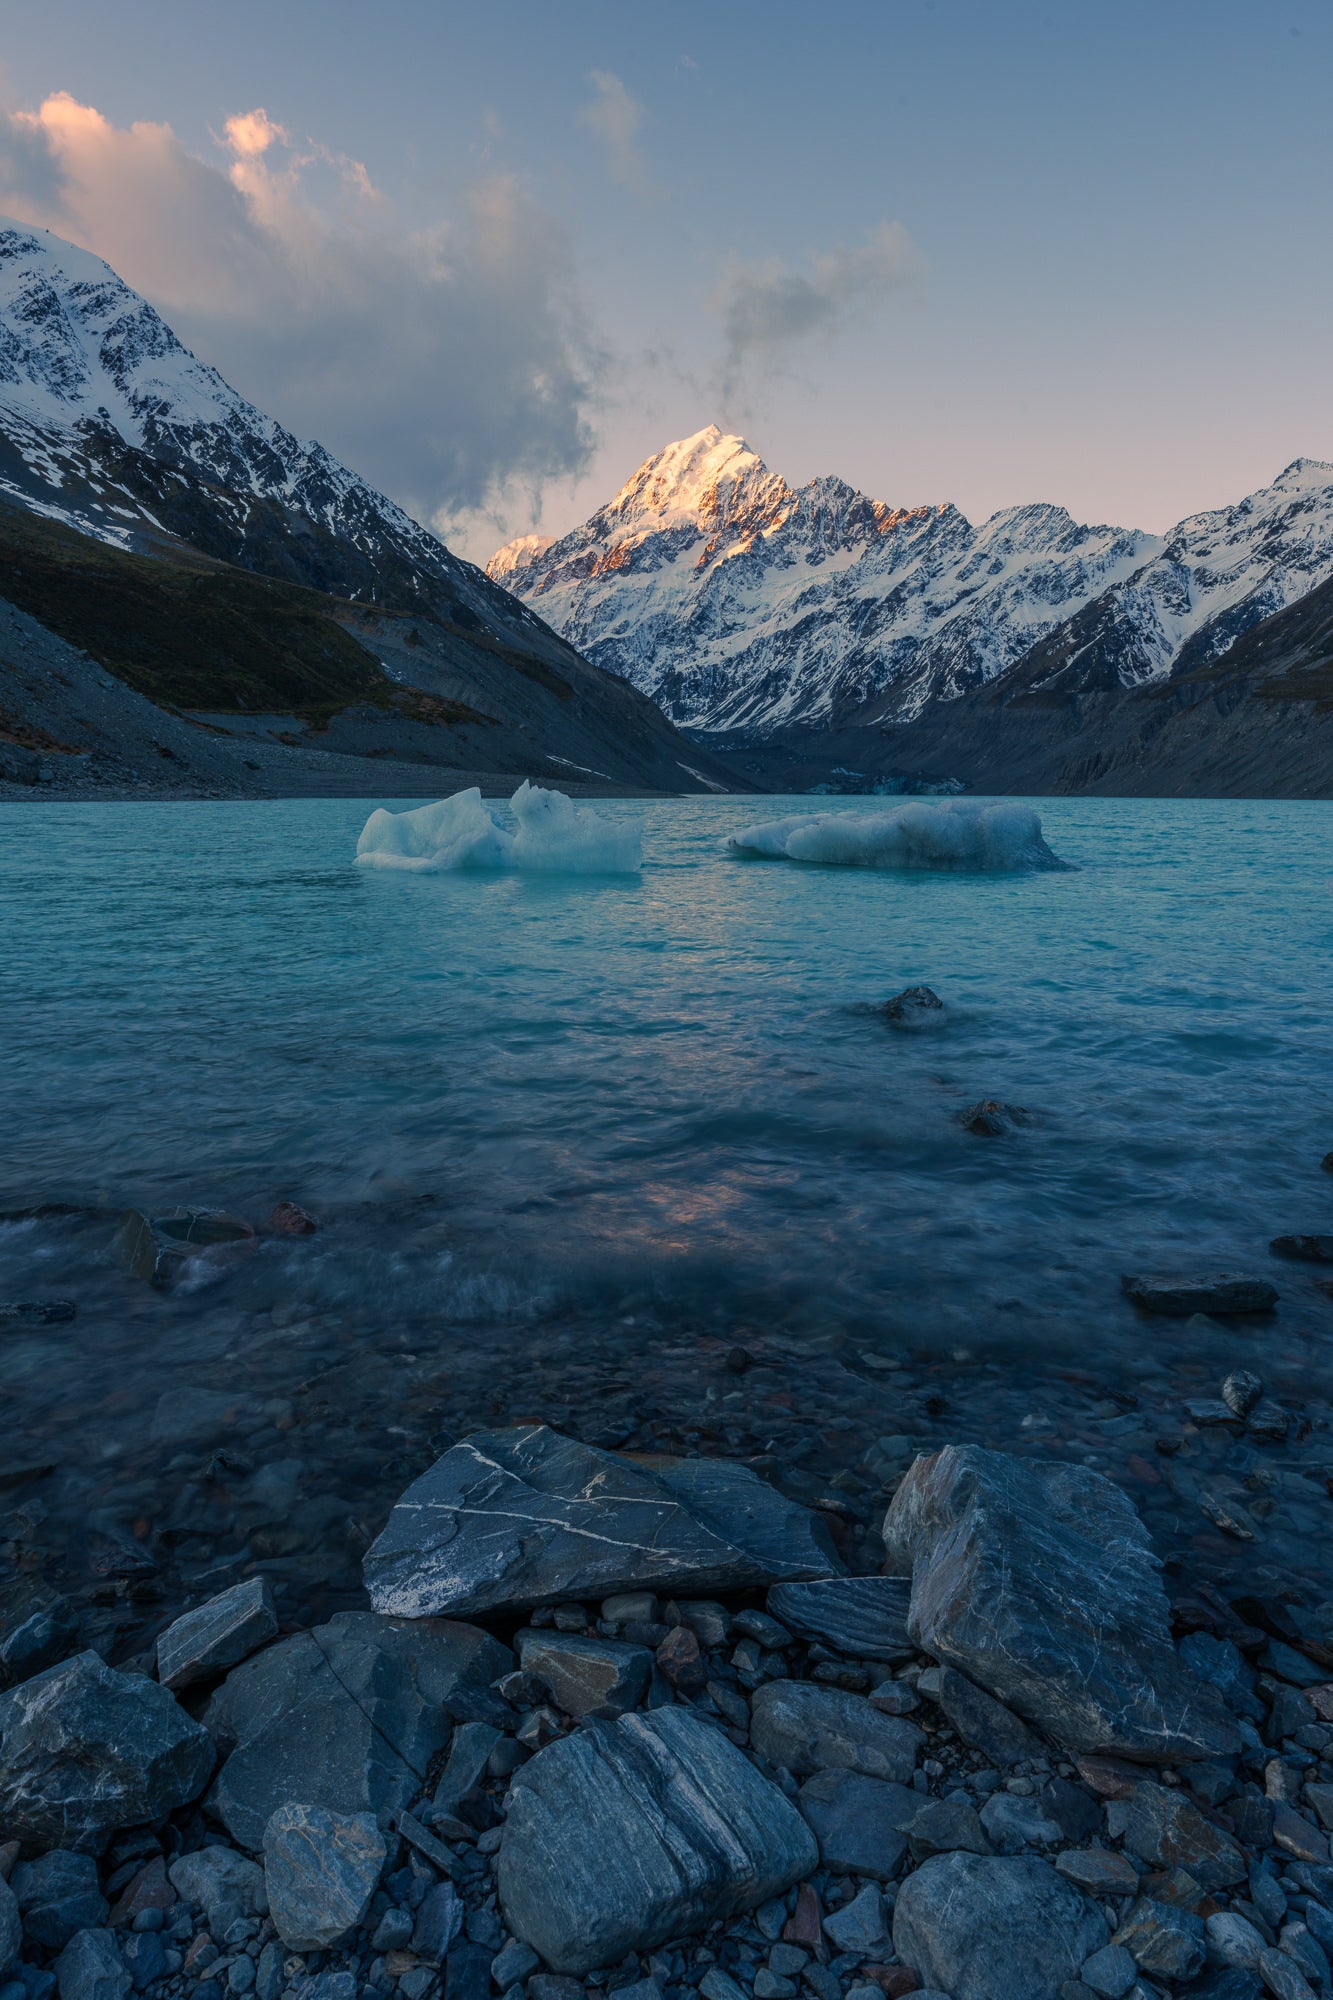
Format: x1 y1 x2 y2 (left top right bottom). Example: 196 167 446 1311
892 1851 1108 2000
262 1804 386 1952
205 1612 510 1852
749 1682 923 1781
1120 1273 1279 1315
0 1651 214 1852
516 1631 654 1719
363 1426 842 1619
155 1578 278 1691
765 1578 914 1661
796 1769 917 1879
496 1705 817 1974
883 1446 1239 1760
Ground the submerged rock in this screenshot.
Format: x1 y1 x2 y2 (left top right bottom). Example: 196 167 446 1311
263 1804 385 1952
0 1651 214 1852
959 1099 1029 1136
112 1207 254 1287
883 1445 1239 1760
205 1611 509 1852
892 1852 1108 2000
363 1425 841 1620
1121 1272 1278 1315
1270 1234 1333 1263
883 986 945 1026
497 1704 816 1975
156 1577 278 1691
766 1577 914 1661
265 1201 318 1236
1222 1370 1265 1419
0 1300 76 1325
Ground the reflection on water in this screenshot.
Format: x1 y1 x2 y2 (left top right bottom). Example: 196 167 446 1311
2 794 1332 1655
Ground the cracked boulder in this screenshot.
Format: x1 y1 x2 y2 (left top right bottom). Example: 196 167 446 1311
204 1611 510 1852
884 1445 1239 1761
893 1852 1108 2000
0 1651 215 1852
497 1705 817 1974
363 1425 842 1619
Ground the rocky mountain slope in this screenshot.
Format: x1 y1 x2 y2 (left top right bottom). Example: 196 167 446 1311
489 428 1333 751
0 223 734 796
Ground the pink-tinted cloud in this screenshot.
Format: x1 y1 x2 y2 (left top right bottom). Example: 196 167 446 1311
0 91 598 532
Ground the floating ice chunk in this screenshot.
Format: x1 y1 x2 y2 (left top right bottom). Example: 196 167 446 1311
355 784 641 875
725 799 1069 873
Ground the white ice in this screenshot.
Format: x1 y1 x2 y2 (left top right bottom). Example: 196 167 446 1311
355 783 641 875
724 798 1070 872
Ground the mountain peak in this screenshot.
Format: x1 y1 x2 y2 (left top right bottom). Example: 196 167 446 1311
604 425 783 532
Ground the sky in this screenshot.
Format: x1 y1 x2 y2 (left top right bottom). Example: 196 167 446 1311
1 0 1330 561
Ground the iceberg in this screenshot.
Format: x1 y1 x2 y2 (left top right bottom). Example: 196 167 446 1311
355 783 641 875
725 798 1069 873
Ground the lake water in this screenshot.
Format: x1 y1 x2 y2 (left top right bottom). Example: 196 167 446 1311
4 794 1332 1654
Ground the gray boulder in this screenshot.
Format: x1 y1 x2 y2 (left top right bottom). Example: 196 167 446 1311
497 1704 817 1974
893 1851 1108 2000
1111 1897 1206 1980
363 1425 841 1618
0 1651 215 1852
822 1885 890 1955
980 1792 1065 1853
54 1930 131 2000
10 1851 107 1950
883 1445 1239 1760
168 1847 266 1935
1109 1782 1246 1889
1121 1273 1278 1315
797 1769 917 1879
765 1578 914 1661
936 1665 1039 1766
156 1579 278 1691
263 1804 385 1951
516 1631 653 1719
749 1681 922 1781
205 1611 510 1852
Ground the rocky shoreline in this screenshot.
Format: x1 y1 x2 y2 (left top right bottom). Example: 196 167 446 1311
3 1419 1333 2000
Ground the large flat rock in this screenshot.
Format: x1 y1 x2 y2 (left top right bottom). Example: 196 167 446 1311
0 1652 215 1853
496 1704 817 1974
1121 1272 1278 1315
884 1445 1240 1761
205 1612 510 1852
364 1426 842 1619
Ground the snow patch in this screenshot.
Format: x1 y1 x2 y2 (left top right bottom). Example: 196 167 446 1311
355 784 641 875
725 799 1069 873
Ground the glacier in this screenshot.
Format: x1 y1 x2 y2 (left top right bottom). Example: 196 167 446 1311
356 784 642 875
725 799 1070 873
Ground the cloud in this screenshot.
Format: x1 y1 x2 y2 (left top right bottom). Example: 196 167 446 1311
577 70 645 187
0 91 599 537
713 222 920 384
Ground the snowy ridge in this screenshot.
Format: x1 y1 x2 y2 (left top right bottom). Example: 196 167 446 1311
488 426 1333 732
0 220 527 627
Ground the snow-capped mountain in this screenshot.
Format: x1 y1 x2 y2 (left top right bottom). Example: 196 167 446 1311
488 427 1333 733
0 220 554 644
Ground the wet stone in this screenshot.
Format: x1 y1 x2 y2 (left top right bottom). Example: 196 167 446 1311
883 985 944 1025
1222 1371 1264 1419
263 1804 385 1952
113 1208 253 1288
1121 1272 1278 1315
1269 1235 1333 1263
884 1445 1239 1761
204 1611 509 1852
1111 1897 1206 1981
765 1579 914 1662
1110 1782 1246 1889
53 1931 131 2000
749 1682 923 1781
11 1853 107 1953
364 1426 841 1620
797 1770 916 1879
156 1579 278 1692
892 1852 1109 2000
0 1652 215 1852
496 1704 816 1975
